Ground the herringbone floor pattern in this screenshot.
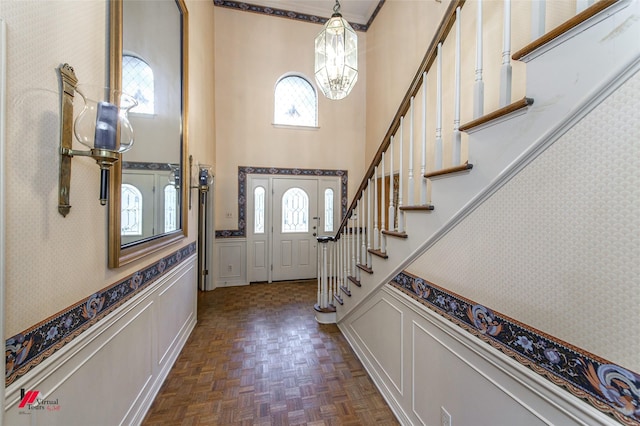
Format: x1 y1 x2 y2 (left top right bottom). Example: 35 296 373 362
142 280 399 426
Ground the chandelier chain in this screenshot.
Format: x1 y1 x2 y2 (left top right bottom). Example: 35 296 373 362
333 0 341 15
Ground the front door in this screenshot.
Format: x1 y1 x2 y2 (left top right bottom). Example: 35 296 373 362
272 178 318 281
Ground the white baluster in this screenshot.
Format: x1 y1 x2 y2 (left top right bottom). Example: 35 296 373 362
367 180 372 267
453 6 462 165
474 0 485 118
388 136 395 231
500 0 512 107
381 152 387 253
343 226 347 289
360 195 366 269
420 72 428 204
322 242 328 308
355 200 360 280
317 240 322 307
398 116 405 233
435 43 443 170
351 214 356 288
531 0 546 40
373 166 379 250
407 97 415 206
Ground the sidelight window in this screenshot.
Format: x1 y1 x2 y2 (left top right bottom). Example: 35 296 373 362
121 184 142 236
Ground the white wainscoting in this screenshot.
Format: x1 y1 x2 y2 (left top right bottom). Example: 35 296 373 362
3 255 197 426
339 285 618 426
214 239 247 287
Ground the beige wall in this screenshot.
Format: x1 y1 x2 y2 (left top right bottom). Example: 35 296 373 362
1 0 215 336
213 8 366 230
364 0 449 167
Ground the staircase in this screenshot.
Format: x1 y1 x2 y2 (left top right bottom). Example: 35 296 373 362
315 0 640 424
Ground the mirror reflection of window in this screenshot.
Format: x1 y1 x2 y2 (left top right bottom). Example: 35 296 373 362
324 188 334 232
122 54 155 115
274 75 317 127
164 184 177 232
121 184 143 236
254 186 265 234
282 188 309 233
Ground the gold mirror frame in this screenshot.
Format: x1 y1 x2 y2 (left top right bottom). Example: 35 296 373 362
108 0 189 268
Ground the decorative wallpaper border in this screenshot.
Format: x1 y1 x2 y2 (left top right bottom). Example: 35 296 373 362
5 242 197 387
122 161 173 171
216 166 348 238
212 0 384 32
390 271 640 426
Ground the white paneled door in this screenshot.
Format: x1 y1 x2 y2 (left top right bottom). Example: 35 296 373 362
272 178 318 281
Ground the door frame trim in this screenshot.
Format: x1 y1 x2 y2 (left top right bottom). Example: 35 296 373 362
216 166 348 239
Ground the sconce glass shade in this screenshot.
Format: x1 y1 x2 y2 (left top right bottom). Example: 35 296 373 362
197 164 214 186
314 7 358 100
74 86 137 153
168 163 181 187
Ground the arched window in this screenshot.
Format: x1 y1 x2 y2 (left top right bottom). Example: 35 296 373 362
324 188 334 232
122 54 155 114
274 75 317 127
254 186 265 234
282 188 309 233
121 184 142 236
164 185 177 232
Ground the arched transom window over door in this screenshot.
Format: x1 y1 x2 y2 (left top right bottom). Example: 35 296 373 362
282 187 309 233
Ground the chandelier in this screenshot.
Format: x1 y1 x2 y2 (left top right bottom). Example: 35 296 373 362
314 0 358 100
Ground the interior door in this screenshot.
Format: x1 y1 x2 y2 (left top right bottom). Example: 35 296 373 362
272 178 318 281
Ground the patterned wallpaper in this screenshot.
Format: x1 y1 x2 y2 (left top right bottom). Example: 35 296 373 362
409 70 640 378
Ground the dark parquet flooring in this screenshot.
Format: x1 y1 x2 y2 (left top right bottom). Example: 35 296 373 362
142 280 399 426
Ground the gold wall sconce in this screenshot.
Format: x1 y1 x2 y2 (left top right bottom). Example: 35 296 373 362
57 63 137 217
188 155 214 210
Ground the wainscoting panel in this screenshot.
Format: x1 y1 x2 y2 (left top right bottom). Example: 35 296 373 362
340 284 619 426
214 239 247 287
349 297 404 396
412 321 547 426
157 265 197 365
4 255 197 426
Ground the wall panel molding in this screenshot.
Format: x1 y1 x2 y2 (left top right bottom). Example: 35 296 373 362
4 254 197 426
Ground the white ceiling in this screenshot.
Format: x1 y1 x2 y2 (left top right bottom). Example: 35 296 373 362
244 0 381 25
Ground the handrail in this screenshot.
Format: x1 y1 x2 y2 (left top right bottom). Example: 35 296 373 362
336 0 466 238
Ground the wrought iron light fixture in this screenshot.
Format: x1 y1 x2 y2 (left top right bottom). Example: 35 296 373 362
314 0 358 100
57 63 136 216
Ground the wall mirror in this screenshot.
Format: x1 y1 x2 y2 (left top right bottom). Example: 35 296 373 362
108 0 189 268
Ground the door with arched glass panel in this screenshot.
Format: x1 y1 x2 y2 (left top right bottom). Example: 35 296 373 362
272 179 319 281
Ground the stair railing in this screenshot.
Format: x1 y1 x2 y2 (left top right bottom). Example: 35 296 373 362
315 0 614 321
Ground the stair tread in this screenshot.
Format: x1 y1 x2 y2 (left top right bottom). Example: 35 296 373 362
400 204 434 211
356 263 373 274
381 230 408 239
512 0 617 61
368 249 389 259
459 97 533 132
347 275 361 287
314 303 336 313
333 294 343 305
424 162 473 179
340 285 351 297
